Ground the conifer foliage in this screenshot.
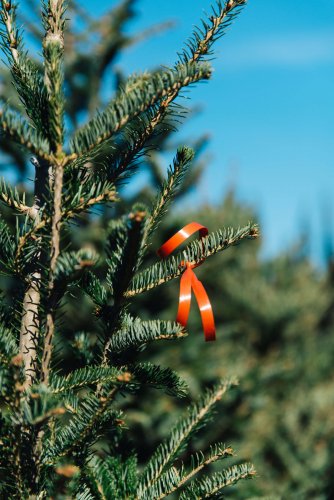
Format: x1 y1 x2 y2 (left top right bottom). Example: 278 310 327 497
0 0 258 497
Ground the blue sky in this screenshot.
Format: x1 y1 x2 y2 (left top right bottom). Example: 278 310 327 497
89 0 334 264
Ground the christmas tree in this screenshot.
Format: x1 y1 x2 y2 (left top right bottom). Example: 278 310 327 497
133 193 334 499
0 0 258 497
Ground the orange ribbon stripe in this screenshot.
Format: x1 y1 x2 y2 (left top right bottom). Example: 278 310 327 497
157 222 216 342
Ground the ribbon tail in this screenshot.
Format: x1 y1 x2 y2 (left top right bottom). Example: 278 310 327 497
191 273 216 342
176 267 193 327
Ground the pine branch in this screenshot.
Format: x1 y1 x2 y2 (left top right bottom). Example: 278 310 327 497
74 485 95 500
14 216 47 273
130 362 189 398
62 172 117 219
0 104 51 160
80 271 109 308
22 385 67 426
42 391 121 463
0 1 51 138
179 0 247 64
1 1 66 391
70 61 212 156
179 463 256 498
41 394 110 462
105 208 148 301
142 0 248 148
45 363 187 474
0 0 20 64
0 177 29 214
85 455 138 500
126 223 259 297
46 248 100 318
50 366 122 394
50 362 187 401
0 324 18 360
108 315 187 352
138 467 182 500
0 324 19 396
175 444 235 494
0 215 16 275
92 112 155 184
42 0 66 152
141 444 234 500
95 1 248 185
54 248 99 287
145 146 195 242
10 181 116 268
100 210 148 366
0 356 25 496
137 378 238 496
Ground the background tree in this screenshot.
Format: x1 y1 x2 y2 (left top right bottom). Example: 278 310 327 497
132 193 334 499
0 0 258 498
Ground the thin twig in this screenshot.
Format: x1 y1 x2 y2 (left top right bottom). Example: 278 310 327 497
136 0 247 154
157 446 234 499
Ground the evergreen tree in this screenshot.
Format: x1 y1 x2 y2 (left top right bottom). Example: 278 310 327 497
0 1 258 497
133 193 334 499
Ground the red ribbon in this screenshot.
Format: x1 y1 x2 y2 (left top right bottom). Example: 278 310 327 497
157 222 216 342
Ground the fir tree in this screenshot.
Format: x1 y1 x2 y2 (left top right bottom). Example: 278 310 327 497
0 1 258 497
133 193 334 499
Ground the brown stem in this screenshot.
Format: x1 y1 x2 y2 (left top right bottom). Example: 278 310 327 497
19 160 49 386
41 164 63 384
19 272 41 384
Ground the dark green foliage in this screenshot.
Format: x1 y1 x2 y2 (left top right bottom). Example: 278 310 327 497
54 248 99 288
140 443 235 500
81 271 109 308
50 365 122 394
0 215 15 274
127 222 258 296
0 176 27 212
179 463 256 499
130 362 189 398
109 315 187 352
0 0 51 139
146 146 195 241
0 324 19 394
0 104 50 157
137 380 249 499
131 193 334 499
41 393 120 463
138 379 237 496
83 455 138 499
70 62 212 155
62 175 117 219
41 0 67 149
0 1 258 498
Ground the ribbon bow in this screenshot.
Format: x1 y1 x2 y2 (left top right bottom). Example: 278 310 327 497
157 222 216 342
